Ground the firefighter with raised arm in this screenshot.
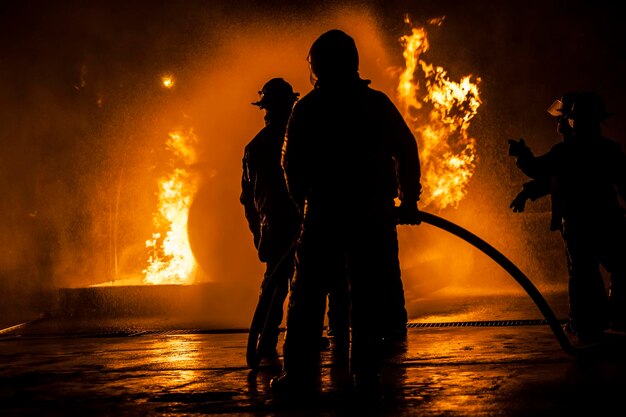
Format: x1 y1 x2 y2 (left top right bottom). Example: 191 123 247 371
509 92 626 343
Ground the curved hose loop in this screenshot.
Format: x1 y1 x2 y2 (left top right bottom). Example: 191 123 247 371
417 211 593 357
247 210 604 367
246 238 299 369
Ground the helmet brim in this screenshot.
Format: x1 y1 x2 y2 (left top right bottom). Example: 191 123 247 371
547 99 564 117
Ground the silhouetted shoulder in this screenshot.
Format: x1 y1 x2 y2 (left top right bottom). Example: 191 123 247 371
598 136 625 153
360 86 404 115
290 89 321 113
549 141 567 152
364 86 393 102
246 127 267 150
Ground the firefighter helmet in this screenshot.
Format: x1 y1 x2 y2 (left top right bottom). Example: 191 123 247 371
547 92 611 122
308 29 359 81
251 78 299 110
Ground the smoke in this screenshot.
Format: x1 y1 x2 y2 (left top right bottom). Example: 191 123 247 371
2 0 624 326
0 1 401 327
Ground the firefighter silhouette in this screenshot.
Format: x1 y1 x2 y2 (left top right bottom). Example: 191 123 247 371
272 29 422 398
241 78 351 364
240 78 302 362
509 92 626 343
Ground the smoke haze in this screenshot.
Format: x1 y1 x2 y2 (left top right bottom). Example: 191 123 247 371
1 0 625 327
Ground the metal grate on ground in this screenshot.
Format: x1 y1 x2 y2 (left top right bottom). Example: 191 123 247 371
407 319 567 328
1 319 569 339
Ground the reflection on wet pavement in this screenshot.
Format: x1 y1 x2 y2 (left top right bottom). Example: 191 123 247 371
1 293 624 416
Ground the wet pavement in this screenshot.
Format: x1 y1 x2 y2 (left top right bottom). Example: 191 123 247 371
1 296 625 416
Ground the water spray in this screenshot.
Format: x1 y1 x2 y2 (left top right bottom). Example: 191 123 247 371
415 211 578 356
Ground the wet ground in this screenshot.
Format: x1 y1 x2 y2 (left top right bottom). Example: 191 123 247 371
1 292 625 416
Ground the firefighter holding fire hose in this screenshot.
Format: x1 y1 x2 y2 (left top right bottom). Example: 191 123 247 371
241 77 352 364
272 29 422 399
240 78 302 363
509 92 626 343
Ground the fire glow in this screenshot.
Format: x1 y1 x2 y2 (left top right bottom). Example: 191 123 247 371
143 129 199 285
396 17 481 209
161 75 175 89
140 18 480 286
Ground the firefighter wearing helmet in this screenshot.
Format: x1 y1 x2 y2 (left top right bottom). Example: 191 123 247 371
251 78 299 112
273 29 422 398
240 78 301 363
509 92 626 343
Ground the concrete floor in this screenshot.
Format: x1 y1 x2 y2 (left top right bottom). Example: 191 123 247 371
1 314 625 417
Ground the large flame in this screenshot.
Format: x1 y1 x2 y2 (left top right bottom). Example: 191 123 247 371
396 17 481 209
143 129 199 285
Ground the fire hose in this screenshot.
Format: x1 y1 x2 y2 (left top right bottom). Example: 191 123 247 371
416 211 579 356
246 210 601 369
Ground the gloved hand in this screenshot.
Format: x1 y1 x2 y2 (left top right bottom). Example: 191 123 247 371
510 190 528 213
396 201 421 225
508 138 531 158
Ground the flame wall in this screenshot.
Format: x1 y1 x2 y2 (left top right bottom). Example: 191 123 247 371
1 0 625 327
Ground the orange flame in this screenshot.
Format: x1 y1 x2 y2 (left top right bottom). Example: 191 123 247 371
396 17 481 209
143 129 199 285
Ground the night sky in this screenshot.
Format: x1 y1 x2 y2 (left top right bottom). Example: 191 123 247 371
1 0 625 324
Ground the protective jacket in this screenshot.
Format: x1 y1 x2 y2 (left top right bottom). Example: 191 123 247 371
241 111 300 262
282 79 421 212
280 77 421 379
516 135 626 231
